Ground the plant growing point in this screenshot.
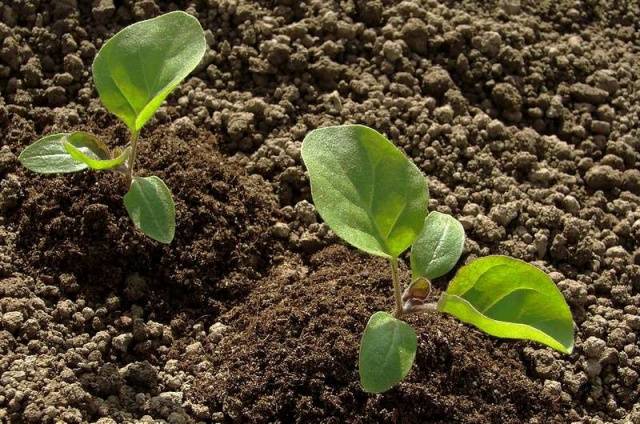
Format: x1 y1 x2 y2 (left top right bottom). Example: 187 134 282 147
302 124 574 393
18 11 206 243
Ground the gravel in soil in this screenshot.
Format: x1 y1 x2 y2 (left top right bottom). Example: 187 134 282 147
1 0 640 423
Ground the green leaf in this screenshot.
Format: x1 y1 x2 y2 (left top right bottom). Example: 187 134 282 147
438 256 574 353
19 133 87 174
92 11 206 132
359 311 417 393
63 132 130 171
301 125 428 258
124 176 176 244
411 211 465 280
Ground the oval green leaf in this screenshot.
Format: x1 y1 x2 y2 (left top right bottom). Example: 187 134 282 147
438 256 574 353
124 176 176 244
301 125 428 258
63 132 130 171
19 133 88 174
411 211 465 280
359 311 417 393
92 11 206 132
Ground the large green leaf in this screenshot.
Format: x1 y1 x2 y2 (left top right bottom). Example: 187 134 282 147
301 125 428 258
124 176 176 244
19 133 88 174
438 256 574 353
411 211 465 280
92 11 206 132
359 311 417 393
63 132 130 171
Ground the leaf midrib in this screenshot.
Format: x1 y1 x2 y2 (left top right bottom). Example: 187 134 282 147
134 178 164 234
330 150 390 255
381 320 401 373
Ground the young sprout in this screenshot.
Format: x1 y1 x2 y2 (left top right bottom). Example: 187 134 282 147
18 11 206 243
302 124 574 393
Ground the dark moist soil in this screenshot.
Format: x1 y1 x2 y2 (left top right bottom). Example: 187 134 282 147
12 121 282 317
1 0 640 423
190 245 560 423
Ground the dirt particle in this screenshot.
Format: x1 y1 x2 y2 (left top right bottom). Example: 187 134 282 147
1 311 24 334
382 40 403 62
591 120 611 135
226 112 254 139
122 361 158 389
92 0 115 22
423 67 454 97
474 31 502 57
271 222 290 239
589 70 619 95
489 202 519 227
63 54 84 80
562 195 581 214
585 165 623 190
262 39 292 66
45 86 67 106
623 169 640 193
583 336 606 359
0 174 22 213
570 83 609 105
113 333 133 353
402 18 429 54
208 322 229 343
492 82 522 111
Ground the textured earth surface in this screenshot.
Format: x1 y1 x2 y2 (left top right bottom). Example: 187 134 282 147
1 0 640 423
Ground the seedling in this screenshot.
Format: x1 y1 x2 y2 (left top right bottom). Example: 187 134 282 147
302 125 574 393
18 11 206 243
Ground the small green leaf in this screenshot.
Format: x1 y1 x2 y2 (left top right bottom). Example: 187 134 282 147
359 311 417 393
92 11 206 132
438 256 574 353
302 125 428 258
19 133 87 174
63 132 130 171
124 176 176 244
411 211 465 280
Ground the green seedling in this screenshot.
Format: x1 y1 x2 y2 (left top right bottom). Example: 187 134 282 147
302 124 574 393
18 11 206 243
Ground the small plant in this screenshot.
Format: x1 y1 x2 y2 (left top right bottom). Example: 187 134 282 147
18 11 206 243
302 124 574 393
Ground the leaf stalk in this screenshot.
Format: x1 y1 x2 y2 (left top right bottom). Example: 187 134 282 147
126 130 140 186
390 258 403 318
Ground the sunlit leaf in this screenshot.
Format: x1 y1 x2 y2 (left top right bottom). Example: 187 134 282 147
302 125 428 258
438 256 574 353
93 11 206 132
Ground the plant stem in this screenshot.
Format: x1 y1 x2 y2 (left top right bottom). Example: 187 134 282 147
126 130 140 186
390 257 403 318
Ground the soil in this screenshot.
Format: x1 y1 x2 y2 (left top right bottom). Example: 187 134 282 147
1 1 639 423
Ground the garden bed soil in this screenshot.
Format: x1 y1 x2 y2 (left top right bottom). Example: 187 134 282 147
1 0 640 423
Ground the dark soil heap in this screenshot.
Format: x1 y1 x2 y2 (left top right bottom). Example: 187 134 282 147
1 1 639 423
